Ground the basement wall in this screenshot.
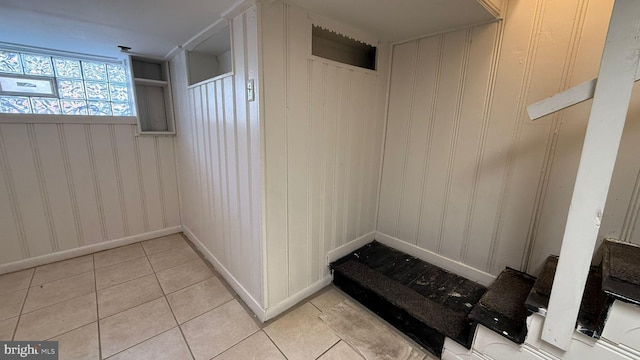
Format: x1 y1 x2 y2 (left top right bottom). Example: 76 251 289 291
0 120 180 271
260 1 390 313
377 0 640 277
170 7 264 313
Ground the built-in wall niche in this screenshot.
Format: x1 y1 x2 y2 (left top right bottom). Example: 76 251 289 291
312 25 377 71
130 56 175 134
187 25 232 85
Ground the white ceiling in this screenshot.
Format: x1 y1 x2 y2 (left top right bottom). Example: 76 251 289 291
0 0 237 59
287 0 497 42
0 0 496 59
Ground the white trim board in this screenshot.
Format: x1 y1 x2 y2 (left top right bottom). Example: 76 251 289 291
327 231 376 264
0 226 182 275
264 275 332 321
181 226 267 322
374 232 496 287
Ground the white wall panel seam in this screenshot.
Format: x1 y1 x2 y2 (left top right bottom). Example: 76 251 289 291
109 124 129 236
416 35 444 247
487 0 547 272
436 29 472 255
284 2 291 297
154 137 169 229
460 23 503 265
85 124 108 241
27 123 59 252
621 168 640 241
132 126 150 232
0 125 29 258
341 72 353 246
307 59 313 287
57 124 84 246
522 0 590 271
396 42 421 236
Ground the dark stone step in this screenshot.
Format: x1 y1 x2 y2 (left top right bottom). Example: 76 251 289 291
524 255 608 338
469 268 535 344
330 241 487 357
602 239 640 306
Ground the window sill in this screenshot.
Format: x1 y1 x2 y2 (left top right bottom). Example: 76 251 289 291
0 113 137 125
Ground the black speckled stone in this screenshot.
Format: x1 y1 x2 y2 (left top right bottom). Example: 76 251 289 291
469 268 535 344
524 255 609 338
602 240 640 305
330 241 486 357
525 255 558 313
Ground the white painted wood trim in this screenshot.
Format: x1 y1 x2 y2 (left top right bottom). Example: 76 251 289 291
375 231 496 286
182 225 267 322
0 226 182 275
0 114 137 125
528 65 640 121
542 0 640 350
393 19 500 47
186 72 234 90
264 274 332 321
327 231 375 264
222 0 258 20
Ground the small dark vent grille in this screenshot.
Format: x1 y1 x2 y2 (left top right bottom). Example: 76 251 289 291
312 26 377 70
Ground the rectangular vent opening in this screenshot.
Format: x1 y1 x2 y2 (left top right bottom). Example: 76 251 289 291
312 26 377 70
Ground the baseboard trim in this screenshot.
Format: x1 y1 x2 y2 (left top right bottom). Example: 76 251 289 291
374 231 496 286
264 275 332 321
0 226 182 275
327 231 376 264
182 226 267 322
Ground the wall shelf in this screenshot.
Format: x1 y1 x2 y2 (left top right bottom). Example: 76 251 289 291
129 56 176 135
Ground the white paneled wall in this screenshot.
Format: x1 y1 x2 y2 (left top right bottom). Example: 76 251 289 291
378 0 640 277
261 1 390 310
0 121 180 268
171 7 264 312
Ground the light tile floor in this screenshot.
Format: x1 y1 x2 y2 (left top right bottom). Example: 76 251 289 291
0 233 432 360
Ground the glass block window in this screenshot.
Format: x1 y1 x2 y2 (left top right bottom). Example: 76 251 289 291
0 48 133 116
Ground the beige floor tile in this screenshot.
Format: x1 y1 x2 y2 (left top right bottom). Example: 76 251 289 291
14 293 97 340
148 246 199 272
214 331 285 360
100 297 177 358
0 317 18 341
95 257 153 290
167 277 234 323
311 288 346 312
23 272 95 313
94 243 146 269
31 255 94 286
319 341 364 360
265 302 340 360
141 234 190 255
319 300 427 360
97 274 163 318
181 300 259 360
107 327 192 360
50 322 99 360
156 259 213 294
0 289 27 321
0 269 33 295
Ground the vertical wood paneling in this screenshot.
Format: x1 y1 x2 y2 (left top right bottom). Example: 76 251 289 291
0 124 52 257
33 124 78 251
261 1 390 306
0 122 178 266
378 0 640 277
171 8 264 307
90 124 125 240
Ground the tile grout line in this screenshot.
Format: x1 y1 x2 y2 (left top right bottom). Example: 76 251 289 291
314 339 342 359
92 255 103 360
148 250 198 360
10 268 35 341
262 329 291 360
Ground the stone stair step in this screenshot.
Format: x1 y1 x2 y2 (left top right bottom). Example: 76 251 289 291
469 267 535 344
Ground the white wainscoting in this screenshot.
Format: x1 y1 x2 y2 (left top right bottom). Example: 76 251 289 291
377 0 640 276
260 0 391 308
0 122 180 268
170 6 264 308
